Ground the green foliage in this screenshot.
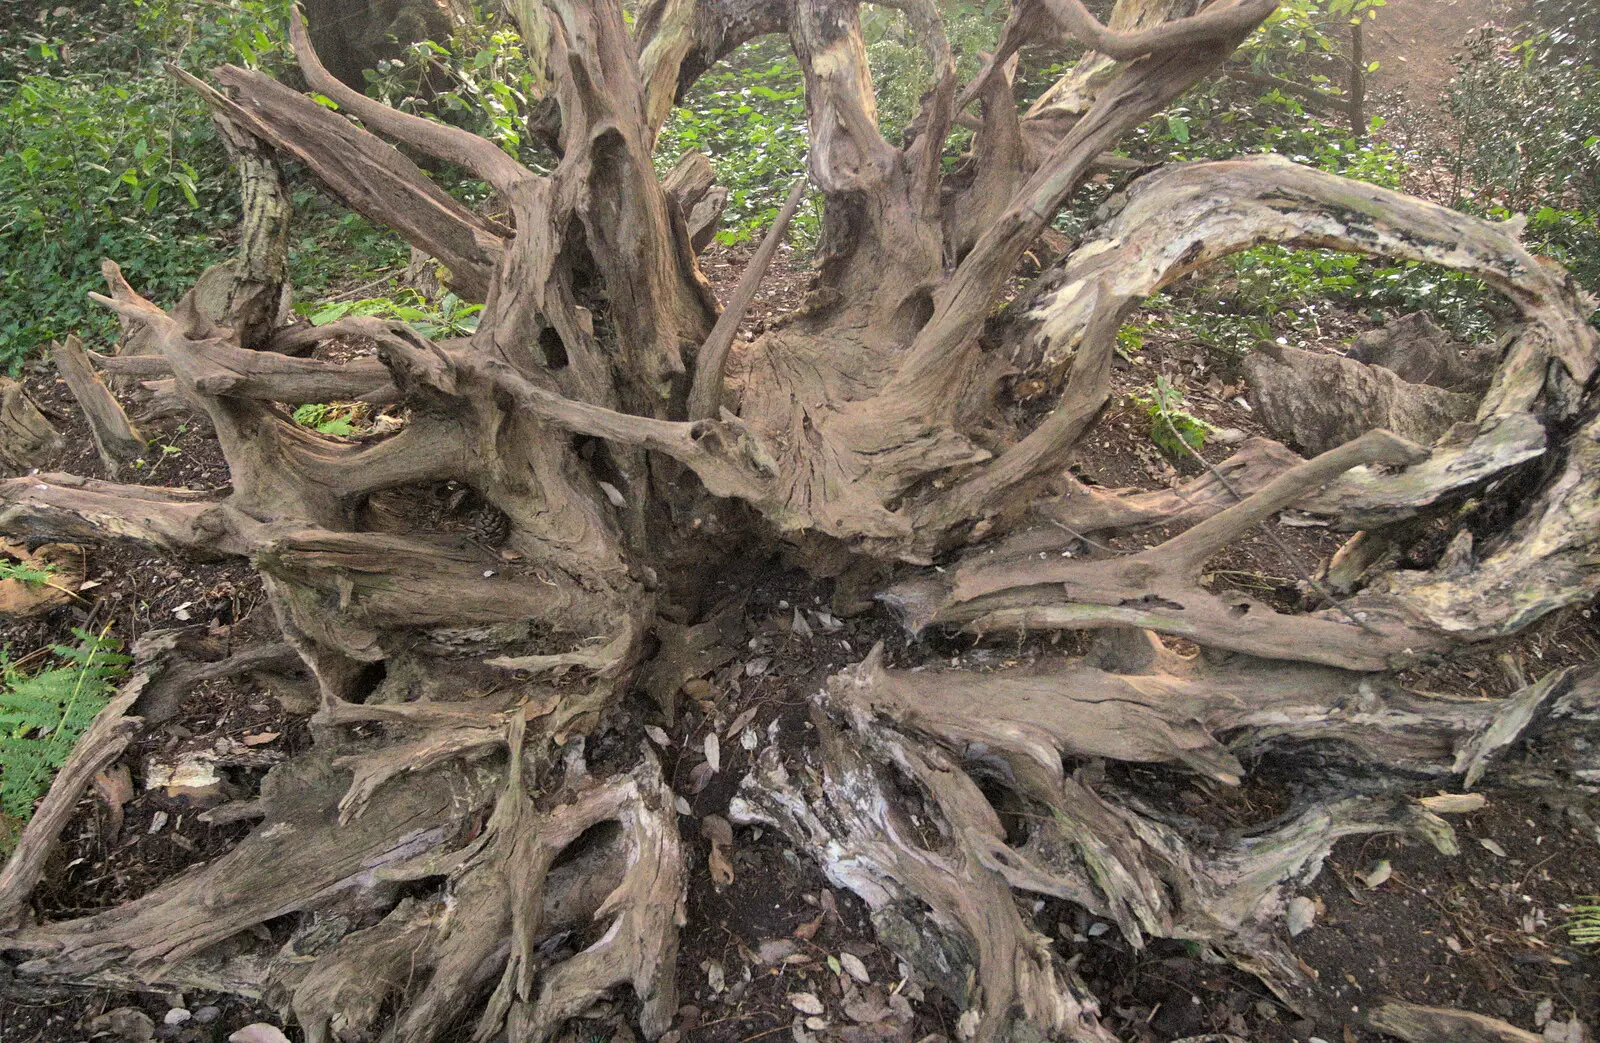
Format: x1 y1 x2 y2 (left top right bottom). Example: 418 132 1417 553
1570 897 1600 945
0 0 294 366
0 558 59 587
656 3 1009 247
862 0 1005 147
1524 0 1600 63
361 6 555 173
1444 26 1600 213
293 402 363 437
1130 376 1216 461
0 629 130 853
657 38 817 246
0 0 410 368
296 287 482 338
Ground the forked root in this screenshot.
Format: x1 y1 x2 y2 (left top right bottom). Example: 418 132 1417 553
281 719 686 1043
731 645 1598 1042
3 713 685 1043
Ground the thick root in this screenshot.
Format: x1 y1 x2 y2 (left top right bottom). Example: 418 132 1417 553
732 644 1599 1040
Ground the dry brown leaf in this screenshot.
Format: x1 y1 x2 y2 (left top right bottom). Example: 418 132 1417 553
521 691 560 721
230 1026 292 1043
794 913 824 940
700 814 734 848
92 762 133 840
708 843 734 887
726 706 758 740
1419 792 1487 814
704 731 721 773
685 761 715 794
240 731 280 746
1360 859 1393 889
788 993 825 1016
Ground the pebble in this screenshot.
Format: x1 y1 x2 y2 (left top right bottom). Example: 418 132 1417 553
193 1006 221 1025
164 1008 192 1026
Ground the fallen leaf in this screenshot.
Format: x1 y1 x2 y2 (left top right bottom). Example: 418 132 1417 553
745 657 770 678
839 952 870 983
704 960 726 994
596 481 626 507
1287 896 1317 936
1420 792 1487 814
794 913 823 940
93 764 133 806
708 844 734 886
87 1007 154 1043
674 795 693 816
645 725 672 747
841 982 892 1024
92 763 133 840
758 938 799 964
0 541 85 619
726 706 758 740
791 608 813 638
230 1026 292 1043
520 691 560 721
788 993 825 1016
1479 837 1507 857
1360 860 1393 889
704 732 721 773
240 731 280 746
685 761 715 794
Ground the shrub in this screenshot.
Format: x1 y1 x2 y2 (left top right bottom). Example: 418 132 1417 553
0 628 131 854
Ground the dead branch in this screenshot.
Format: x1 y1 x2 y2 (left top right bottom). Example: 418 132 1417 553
289 8 531 194
1369 1000 1543 1043
51 336 144 473
688 177 807 420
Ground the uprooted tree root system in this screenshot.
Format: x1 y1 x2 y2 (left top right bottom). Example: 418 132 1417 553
3 2 1600 1043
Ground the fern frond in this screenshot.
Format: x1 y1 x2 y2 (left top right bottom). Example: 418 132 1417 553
0 628 129 845
1570 899 1600 946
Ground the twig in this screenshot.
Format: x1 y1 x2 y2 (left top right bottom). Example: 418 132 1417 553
1047 518 1118 555
1152 397 1378 633
688 177 809 421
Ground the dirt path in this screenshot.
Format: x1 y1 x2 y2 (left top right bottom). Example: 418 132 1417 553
1362 0 1521 109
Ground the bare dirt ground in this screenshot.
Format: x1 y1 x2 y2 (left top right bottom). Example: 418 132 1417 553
1362 0 1519 113
2 4 1599 1040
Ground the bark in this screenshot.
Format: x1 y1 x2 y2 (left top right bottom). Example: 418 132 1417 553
3 3 1599 1042
1243 340 1476 455
0 378 62 474
50 336 143 474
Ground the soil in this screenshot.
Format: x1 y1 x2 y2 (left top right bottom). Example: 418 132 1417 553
1362 0 1521 116
3 10 1599 1042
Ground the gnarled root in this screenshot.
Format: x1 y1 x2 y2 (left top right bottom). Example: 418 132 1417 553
4 712 685 1043
732 643 1600 1040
